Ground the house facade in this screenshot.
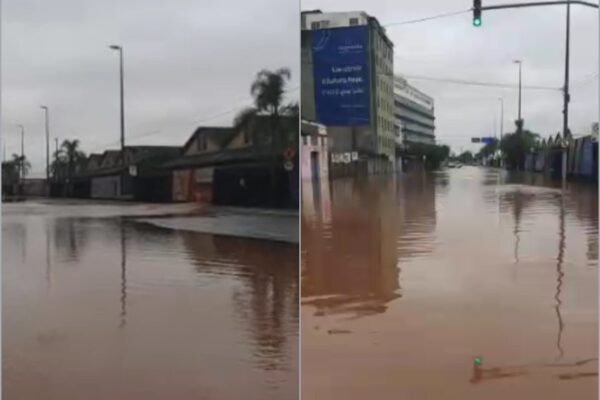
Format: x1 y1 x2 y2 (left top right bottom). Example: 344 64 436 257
165 116 298 209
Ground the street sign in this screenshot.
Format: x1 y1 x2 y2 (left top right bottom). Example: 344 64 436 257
129 165 138 176
283 160 294 171
481 137 495 144
471 137 481 143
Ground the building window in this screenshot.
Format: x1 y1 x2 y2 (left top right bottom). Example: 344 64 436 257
302 136 308 145
320 20 330 28
311 21 320 29
350 17 359 26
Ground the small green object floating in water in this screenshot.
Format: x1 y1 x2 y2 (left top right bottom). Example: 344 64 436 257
474 357 482 366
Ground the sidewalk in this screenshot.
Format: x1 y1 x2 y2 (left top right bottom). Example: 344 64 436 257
137 206 298 244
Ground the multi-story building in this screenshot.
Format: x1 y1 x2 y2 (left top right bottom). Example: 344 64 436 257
301 10 395 174
393 76 436 148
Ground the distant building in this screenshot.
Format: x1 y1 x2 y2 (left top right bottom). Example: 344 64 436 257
70 146 181 201
393 76 436 147
301 10 395 174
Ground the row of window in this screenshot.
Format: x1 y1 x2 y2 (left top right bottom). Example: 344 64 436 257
374 33 392 62
378 136 395 153
301 135 326 148
310 20 329 30
378 115 395 136
310 17 361 30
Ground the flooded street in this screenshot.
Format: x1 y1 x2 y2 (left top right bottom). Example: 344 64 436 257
3 202 298 400
302 167 598 399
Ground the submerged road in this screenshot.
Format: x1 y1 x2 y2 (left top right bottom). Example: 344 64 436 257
3 201 299 400
302 167 597 400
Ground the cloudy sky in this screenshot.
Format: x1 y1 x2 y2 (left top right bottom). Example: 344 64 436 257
2 0 299 177
302 0 598 153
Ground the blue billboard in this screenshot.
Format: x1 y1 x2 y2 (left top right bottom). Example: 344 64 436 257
312 26 370 126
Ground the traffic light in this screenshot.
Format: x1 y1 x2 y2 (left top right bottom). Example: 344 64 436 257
473 0 482 27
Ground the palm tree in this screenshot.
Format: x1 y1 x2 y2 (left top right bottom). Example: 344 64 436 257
50 149 68 182
233 68 298 204
60 139 86 196
60 139 86 178
11 153 30 180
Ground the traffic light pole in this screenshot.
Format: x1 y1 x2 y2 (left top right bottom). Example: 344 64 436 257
474 0 598 182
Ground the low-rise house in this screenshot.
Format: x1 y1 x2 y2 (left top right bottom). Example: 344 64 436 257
164 116 298 209
75 146 181 201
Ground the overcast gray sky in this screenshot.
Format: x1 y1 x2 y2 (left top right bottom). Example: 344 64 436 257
2 0 299 177
302 0 598 154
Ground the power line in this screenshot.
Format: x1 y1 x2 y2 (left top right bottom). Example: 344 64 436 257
93 86 300 150
403 75 561 91
384 9 470 27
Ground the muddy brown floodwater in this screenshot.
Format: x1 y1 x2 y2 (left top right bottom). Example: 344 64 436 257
302 167 598 400
3 202 298 400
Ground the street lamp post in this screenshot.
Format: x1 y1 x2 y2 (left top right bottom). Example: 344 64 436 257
513 60 523 134
109 44 125 197
498 97 504 168
17 124 24 180
40 105 50 190
498 97 504 140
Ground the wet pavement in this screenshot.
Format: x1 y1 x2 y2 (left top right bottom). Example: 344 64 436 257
140 207 298 244
3 202 298 400
301 167 597 400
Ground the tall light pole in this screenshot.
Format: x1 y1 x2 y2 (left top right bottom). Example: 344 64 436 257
498 98 504 138
40 105 50 185
17 124 24 180
513 60 523 134
109 45 125 159
109 44 125 197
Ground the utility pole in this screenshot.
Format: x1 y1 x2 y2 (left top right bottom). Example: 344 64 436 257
561 3 571 183
18 124 24 180
40 105 50 188
109 44 126 197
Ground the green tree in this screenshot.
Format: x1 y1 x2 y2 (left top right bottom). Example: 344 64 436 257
50 149 68 181
476 138 499 160
233 68 298 203
60 139 86 181
408 143 450 170
457 150 474 164
234 68 298 148
500 130 539 170
11 153 30 180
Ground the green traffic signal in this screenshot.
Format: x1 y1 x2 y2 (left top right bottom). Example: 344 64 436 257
473 0 482 27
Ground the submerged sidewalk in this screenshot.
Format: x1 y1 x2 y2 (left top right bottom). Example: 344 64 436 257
137 206 298 244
